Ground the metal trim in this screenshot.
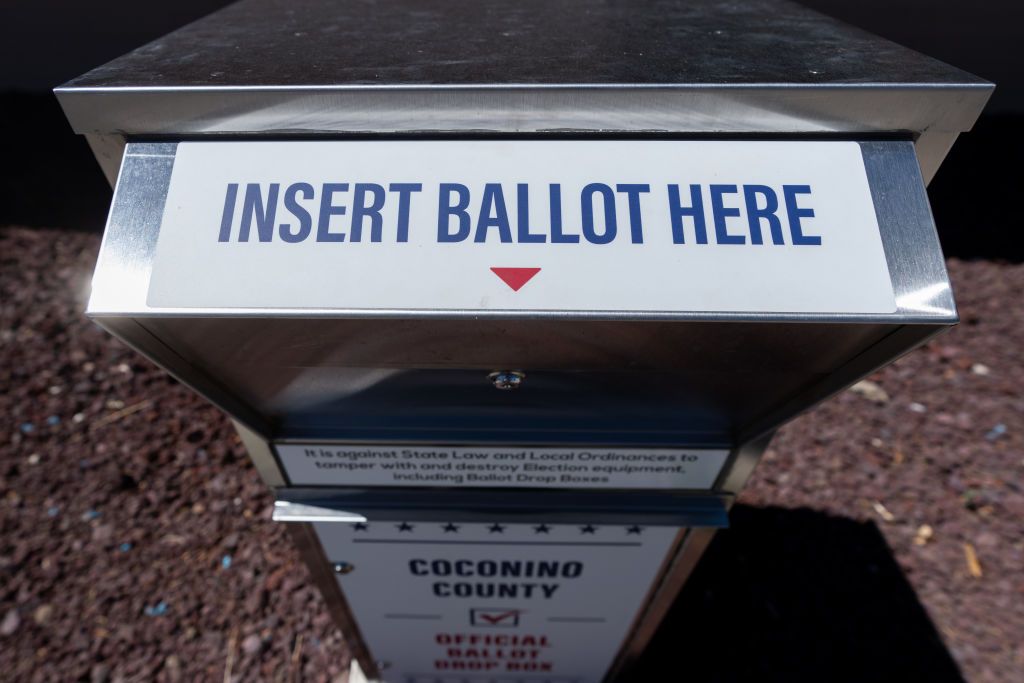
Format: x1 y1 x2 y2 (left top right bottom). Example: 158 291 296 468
273 501 367 523
862 140 957 318
233 420 288 487
604 526 719 680
274 488 731 527
286 523 380 678
714 433 773 496
83 133 126 187
92 317 271 435
737 323 947 446
55 83 991 185
602 527 690 682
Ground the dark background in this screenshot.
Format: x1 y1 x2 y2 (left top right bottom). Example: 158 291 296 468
1 0 1022 260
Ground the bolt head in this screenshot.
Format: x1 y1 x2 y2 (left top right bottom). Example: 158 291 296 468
488 370 525 390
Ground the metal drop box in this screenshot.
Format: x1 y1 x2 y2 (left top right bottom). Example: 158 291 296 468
57 0 991 680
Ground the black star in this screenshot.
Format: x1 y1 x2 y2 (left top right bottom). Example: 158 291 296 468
626 525 643 535
580 525 597 534
488 523 505 534
396 522 414 532
353 522 368 531
533 524 551 534
442 522 460 533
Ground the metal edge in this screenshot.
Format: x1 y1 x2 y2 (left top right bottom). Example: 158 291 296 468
83 133 126 187
273 487 731 527
92 316 271 435
55 83 992 179
53 89 124 187
90 304 960 322
722 142 958 446
714 434 774 496
739 323 946 446
603 526 720 680
85 142 174 319
82 141 276 434
915 130 960 185
232 419 287 487
286 522 381 679
55 82 993 93
88 308 959 324
54 82 993 132
601 527 690 682
861 141 958 319
272 501 367 523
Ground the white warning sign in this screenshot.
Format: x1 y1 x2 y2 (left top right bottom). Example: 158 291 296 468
146 140 895 314
276 444 728 490
313 520 682 682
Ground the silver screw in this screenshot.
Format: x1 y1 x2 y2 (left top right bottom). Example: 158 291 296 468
488 370 525 390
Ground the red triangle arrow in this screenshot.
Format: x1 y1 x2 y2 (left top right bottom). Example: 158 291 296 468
490 267 541 292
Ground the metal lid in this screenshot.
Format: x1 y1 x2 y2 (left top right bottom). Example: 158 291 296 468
55 0 991 179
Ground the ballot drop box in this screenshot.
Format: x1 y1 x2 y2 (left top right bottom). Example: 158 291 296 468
57 0 991 680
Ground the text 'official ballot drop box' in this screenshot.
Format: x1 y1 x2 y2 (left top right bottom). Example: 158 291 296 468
57 0 991 680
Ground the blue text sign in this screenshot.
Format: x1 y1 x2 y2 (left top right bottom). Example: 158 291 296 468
147 140 895 314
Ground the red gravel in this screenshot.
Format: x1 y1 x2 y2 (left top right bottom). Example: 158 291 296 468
1 226 351 682
1 225 1022 681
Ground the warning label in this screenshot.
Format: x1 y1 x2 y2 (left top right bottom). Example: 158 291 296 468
275 444 727 490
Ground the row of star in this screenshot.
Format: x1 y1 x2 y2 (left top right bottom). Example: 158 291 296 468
352 522 644 534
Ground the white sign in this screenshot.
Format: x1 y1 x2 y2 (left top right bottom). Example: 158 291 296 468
276 444 728 490
147 140 895 314
313 520 681 682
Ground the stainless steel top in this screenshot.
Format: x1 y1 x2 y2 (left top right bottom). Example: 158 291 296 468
61 0 983 89
56 0 991 181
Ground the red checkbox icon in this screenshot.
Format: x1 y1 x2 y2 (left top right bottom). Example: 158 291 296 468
471 608 522 627
480 610 518 625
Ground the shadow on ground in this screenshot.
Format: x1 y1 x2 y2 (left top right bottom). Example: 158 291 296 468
628 505 963 682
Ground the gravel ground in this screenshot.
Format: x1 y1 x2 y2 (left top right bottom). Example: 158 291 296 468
1 225 1022 682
